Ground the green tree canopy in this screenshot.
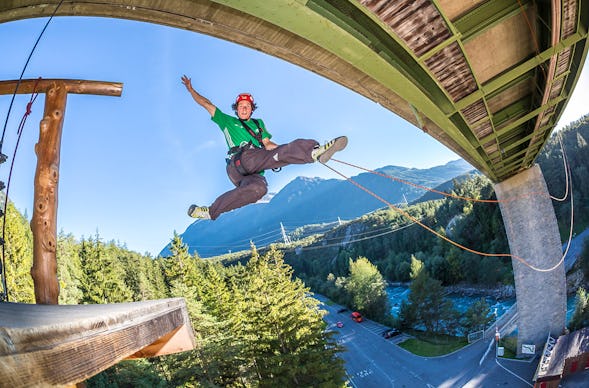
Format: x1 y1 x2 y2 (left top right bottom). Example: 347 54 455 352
345 256 390 319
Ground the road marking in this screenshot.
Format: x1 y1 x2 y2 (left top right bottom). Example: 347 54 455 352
479 338 495 365
495 358 533 386
356 368 374 378
346 373 359 388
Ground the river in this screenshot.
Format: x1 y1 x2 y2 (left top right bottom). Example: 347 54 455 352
387 285 577 323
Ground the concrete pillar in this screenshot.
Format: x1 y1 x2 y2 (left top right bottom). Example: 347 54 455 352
494 164 566 356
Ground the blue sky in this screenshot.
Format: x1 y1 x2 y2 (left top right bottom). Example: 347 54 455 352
1 16 587 256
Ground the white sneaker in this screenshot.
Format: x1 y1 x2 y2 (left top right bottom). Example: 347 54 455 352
312 136 348 163
187 205 211 219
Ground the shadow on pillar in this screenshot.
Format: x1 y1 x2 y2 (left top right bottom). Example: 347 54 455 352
494 164 567 356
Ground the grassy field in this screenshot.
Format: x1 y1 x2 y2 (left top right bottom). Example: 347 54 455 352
398 333 468 356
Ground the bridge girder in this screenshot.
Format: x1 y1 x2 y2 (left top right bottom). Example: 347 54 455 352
1 0 588 182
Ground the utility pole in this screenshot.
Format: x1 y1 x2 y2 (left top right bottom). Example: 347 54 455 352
280 222 291 244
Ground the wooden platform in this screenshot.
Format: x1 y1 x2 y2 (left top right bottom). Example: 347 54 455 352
0 298 195 386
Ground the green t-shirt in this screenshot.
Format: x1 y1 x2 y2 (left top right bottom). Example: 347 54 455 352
212 108 272 150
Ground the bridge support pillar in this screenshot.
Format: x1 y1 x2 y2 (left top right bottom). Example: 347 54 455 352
494 164 566 356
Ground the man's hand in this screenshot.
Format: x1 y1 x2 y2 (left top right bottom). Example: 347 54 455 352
263 138 278 150
181 74 216 117
181 75 193 92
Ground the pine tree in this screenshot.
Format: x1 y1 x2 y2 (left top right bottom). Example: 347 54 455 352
56 232 84 304
401 256 459 334
235 246 346 386
117 250 164 302
137 255 166 301
1 201 34 302
161 232 202 291
158 235 242 387
79 233 132 303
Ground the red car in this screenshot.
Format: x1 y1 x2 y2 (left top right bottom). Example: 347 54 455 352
351 311 363 322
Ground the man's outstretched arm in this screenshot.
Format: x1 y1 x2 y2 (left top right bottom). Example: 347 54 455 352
181 75 216 117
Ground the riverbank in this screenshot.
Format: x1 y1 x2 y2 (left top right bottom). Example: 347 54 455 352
388 281 516 299
444 283 515 299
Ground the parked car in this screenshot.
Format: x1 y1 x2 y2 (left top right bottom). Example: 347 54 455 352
351 311 363 322
382 328 401 339
337 308 348 313
336 321 344 328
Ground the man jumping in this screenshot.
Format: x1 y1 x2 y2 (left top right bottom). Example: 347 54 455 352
181 75 347 220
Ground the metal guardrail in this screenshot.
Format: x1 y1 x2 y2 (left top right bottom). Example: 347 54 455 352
484 302 518 339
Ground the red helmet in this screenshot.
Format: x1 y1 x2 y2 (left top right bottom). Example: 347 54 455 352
236 93 254 105
232 93 257 112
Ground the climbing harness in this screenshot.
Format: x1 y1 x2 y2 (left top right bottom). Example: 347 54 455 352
227 118 280 175
227 142 257 176
238 118 264 146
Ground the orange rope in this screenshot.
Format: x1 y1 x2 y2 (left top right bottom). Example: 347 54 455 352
321 162 567 273
331 158 550 203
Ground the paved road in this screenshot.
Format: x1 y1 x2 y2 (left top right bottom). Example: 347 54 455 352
318 296 547 387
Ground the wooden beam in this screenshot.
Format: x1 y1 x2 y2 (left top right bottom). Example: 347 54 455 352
0 79 123 96
0 298 196 386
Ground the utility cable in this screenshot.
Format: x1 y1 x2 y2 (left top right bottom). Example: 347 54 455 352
0 0 63 302
1 80 41 301
281 220 418 253
0 0 64 151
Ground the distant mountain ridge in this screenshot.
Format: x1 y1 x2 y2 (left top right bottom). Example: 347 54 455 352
161 159 474 257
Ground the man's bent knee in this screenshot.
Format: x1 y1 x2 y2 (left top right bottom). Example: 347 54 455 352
248 181 268 202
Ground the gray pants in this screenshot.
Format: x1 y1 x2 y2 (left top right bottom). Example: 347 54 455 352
209 138 318 220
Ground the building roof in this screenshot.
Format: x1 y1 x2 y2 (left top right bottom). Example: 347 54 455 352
535 326 589 380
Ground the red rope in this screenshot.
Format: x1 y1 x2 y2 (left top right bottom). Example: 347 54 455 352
17 77 41 136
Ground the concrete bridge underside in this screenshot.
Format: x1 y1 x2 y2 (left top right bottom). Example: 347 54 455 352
2 0 588 356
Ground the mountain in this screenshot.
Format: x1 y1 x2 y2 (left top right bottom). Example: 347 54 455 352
411 170 483 204
160 159 475 257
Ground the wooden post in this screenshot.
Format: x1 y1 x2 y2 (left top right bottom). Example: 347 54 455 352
0 79 122 304
30 81 67 304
